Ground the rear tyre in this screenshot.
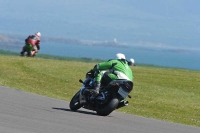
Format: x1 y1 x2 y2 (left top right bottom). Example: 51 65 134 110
96 93 119 116
69 91 83 111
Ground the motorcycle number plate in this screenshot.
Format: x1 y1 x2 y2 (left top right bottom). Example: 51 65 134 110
118 87 129 99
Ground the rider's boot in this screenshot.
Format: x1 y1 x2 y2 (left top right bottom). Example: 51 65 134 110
83 81 100 97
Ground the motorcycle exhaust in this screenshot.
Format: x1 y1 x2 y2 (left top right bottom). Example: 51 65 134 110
116 100 129 109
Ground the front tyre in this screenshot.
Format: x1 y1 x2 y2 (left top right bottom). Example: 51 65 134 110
96 93 119 116
69 91 82 111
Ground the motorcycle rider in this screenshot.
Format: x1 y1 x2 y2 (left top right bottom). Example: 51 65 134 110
20 32 41 57
128 58 136 66
85 53 133 96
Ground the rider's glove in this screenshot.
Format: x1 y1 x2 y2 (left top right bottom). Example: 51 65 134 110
86 69 95 78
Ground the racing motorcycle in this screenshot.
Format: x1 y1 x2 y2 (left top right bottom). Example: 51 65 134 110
69 69 134 116
20 50 37 57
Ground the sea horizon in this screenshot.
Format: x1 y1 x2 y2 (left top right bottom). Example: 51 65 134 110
38 43 200 71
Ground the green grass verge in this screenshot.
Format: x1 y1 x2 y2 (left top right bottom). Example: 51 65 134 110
0 53 199 127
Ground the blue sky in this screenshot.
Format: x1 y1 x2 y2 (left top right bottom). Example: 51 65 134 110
0 0 200 50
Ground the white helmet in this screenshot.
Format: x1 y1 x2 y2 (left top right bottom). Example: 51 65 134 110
130 58 135 64
128 58 135 66
35 32 41 37
116 53 126 60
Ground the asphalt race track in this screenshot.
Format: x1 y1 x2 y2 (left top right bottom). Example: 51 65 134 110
0 86 199 133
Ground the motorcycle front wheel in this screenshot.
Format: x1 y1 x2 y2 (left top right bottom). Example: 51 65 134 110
69 91 83 111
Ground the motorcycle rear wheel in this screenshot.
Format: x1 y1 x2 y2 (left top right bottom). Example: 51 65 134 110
96 93 119 116
69 91 82 111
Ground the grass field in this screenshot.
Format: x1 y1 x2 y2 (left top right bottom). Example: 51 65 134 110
0 54 199 127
